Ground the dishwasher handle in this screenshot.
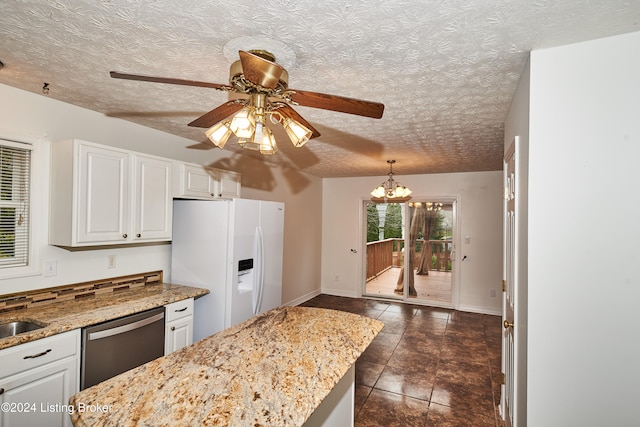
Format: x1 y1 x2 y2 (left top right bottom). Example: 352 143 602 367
87 312 165 341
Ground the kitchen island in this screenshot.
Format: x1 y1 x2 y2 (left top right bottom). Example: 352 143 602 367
69 306 384 427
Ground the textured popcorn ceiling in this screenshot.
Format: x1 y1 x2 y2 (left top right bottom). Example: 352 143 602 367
1 0 638 177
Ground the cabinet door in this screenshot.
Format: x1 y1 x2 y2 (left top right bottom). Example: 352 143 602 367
217 169 241 199
0 357 77 427
164 316 193 355
132 155 172 241
179 164 216 199
76 143 129 244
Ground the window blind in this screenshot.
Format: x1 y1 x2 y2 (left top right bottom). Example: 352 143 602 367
0 141 31 268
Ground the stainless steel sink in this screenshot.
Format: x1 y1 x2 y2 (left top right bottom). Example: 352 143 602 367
0 321 46 339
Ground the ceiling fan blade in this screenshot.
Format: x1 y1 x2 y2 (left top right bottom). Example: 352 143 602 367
273 104 321 139
188 101 246 128
110 71 232 90
238 50 285 90
287 89 384 119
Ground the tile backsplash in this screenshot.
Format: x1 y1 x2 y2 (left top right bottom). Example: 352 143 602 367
0 271 163 314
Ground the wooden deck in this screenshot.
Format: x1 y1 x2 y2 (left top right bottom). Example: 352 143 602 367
364 267 452 304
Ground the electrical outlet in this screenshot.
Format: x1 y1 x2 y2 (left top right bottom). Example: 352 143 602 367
43 260 57 277
108 255 116 269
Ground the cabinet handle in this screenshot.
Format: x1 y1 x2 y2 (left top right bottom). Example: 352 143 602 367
123 233 128 238
136 233 141 238
171 326 176 331
175 307 188 312
23 348 52 359
0 388 4 395
210 193 215 197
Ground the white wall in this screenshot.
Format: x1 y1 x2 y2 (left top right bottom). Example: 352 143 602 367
321 171 503 314
527 31 640 426
0 84 323 306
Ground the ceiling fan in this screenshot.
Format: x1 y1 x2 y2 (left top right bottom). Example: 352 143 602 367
110 50 385 154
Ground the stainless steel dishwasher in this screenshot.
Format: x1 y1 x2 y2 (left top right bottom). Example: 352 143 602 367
80 307 165 390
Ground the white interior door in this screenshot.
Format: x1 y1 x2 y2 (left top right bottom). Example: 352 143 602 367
502 137 526 427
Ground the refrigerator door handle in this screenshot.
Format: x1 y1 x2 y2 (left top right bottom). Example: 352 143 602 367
253 226 266 315
258 225 266 314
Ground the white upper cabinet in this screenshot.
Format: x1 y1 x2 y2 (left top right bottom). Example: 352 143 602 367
50 139 172 246
176 163 217 199
217 168 242 199
132 154 172 242
76 142 130 244
174 162 241 200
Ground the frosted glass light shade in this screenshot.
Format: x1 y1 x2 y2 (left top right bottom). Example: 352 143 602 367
283 118 312 147
230 108 255 139
259 126 278 155
205 121 233 148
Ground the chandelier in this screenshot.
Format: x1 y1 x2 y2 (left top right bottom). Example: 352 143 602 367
370 160 413 203
204 92 313 155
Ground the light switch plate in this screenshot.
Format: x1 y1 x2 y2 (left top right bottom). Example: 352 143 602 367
43 260 57 277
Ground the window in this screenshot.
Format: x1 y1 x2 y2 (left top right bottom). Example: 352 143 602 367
0 140 31 269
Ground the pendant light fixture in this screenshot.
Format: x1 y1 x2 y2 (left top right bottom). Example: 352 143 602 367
371 160 412 203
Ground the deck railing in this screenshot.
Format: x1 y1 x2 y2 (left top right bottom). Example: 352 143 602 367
366 238 451 281
366 239 396 281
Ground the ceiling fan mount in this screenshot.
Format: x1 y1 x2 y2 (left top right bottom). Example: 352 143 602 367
228 50 290 96
244 49 276 62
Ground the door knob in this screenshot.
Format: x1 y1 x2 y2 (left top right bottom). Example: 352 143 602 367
503 320 514 329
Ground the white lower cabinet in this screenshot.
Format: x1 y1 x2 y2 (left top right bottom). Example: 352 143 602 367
164 298 194 355
0 330 80 427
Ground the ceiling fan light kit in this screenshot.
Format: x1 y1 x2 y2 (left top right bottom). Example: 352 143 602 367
110 48 384 156
204 120 233 149
282 117 312 147
371 160 413 203
229 106 257 139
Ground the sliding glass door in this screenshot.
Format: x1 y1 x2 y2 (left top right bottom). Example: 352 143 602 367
363 202 405 299
363 199 456 307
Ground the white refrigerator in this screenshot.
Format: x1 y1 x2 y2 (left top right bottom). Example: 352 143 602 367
171 198 284 341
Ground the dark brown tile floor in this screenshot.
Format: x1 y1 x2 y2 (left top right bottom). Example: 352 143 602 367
300 294 504 427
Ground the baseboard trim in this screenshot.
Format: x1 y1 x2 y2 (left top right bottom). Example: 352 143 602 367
285 289 322 307
321 289 359 299
457 304 502 316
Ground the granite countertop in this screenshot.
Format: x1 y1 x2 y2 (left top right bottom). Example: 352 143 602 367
69 306 384 427
0 283 208 350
